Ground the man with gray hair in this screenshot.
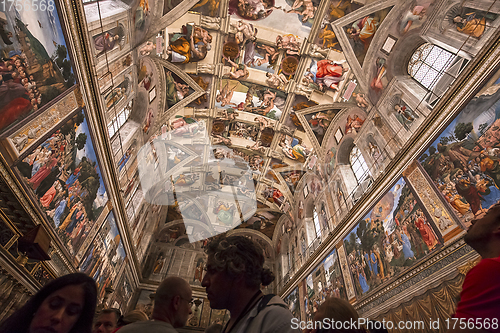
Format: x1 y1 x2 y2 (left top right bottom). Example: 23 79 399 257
119 276 193 333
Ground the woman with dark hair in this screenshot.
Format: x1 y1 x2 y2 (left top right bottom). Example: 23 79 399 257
0 273 97 333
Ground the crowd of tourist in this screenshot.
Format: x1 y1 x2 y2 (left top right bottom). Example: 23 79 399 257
0 216 498 333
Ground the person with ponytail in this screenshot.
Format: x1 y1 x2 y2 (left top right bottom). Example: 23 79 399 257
201 235 299 333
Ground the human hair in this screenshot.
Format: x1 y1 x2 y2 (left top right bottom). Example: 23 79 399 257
205 323 223 333
0 273 97 333
485 201 500 219
120 309 149 325
470 201 500 228
314 297 365 333
205 235 275 288
99 308 122 325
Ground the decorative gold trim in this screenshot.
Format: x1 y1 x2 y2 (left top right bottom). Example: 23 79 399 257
457 257 481 276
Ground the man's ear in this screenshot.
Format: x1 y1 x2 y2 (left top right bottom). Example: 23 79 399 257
172 295 181 310
493 224 500 236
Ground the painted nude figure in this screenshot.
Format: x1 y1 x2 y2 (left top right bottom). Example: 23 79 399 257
265 72 288 89
223 56 249 80
286 0 316 22
259 89 276 115
216 82 237 107
276 34 301 55
232 20 257 46
254 44 279 66
254 116 269 131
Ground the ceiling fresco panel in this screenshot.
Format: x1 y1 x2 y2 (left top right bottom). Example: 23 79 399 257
215 79 287 120
236 209 282 239
190 0 223 17
0 4 76 135
164 69 195 109
135 57 160 136
79 210 127 299
302 58 349 98
280 169 305 193
228 0 319 38
342 177 442 298
167 22 215 66
187 74 212 108
14 109 109 258
302 108 341 147
342 6 393 66
363 0 441 106
279 133 312 165
418 68 500 228
4 0 498 319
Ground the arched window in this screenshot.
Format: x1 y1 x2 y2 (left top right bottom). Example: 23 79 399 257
349 146 371 184
107 100 132 138
313 208 322 239
408 43 468 106
408 43 456 91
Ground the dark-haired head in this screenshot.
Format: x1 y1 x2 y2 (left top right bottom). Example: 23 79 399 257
205 235 274 288
205 323 223 333
94 308 121 333
465 201 500 258
120 310 148 326
0 273 97 333
307 297 365 333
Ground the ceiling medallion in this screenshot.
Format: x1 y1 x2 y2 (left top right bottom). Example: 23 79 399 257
281 56 299 76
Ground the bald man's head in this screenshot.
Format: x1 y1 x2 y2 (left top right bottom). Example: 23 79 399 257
155 276 191 304
152 277 193 328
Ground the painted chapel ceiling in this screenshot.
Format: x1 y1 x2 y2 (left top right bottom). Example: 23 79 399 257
1 0 500 295
81 0 499 282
